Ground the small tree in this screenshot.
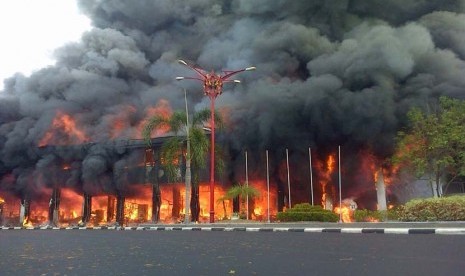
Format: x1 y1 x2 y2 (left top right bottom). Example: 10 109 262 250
219 182 260 219
392 96 465 197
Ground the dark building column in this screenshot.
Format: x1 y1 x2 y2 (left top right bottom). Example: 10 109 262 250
82 193 92 224
0 200 4 226
146 149 161 223
19 196 31 225
172 186 181 220
116 193 125 226
107 196 116 222
48 187 61 226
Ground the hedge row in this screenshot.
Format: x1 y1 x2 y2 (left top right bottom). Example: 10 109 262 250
353 209 387 222
278 196 465 222
277 203 339 222
396 195 465 221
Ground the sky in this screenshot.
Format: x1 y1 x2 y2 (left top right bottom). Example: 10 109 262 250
0 0 91 90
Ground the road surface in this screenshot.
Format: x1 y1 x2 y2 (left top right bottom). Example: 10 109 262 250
1 230 464 275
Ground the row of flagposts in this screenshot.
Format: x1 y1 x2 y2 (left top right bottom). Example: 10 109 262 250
190 146 345 224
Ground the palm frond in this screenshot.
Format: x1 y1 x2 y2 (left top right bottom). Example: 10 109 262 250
169 111 187 134
142 108 226 184
193 108 224 130
213 109 225 130
160 137 183 181
224 183 260 199
192 109 210 125
189 127 209 169
142 115 170 146
215 145 225 176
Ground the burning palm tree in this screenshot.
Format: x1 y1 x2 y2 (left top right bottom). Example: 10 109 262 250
142 108 224 222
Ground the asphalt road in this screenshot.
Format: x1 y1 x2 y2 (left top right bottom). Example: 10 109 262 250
1 230 465 276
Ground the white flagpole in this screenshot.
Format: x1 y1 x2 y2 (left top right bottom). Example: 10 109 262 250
245 150 249 220
266 150 270 223
309 147 314 206
338 145 342 223
286 148 291 208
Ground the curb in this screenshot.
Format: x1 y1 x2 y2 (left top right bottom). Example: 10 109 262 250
2 226 465 235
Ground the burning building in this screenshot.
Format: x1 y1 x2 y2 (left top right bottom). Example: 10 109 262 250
2 1 465 225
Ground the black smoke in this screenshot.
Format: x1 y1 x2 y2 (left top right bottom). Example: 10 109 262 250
1 0 465 206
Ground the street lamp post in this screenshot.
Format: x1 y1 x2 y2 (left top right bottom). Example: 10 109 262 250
176 59 255 223
184 89 191 224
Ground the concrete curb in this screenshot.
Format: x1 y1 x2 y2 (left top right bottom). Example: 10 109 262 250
2 226 465 235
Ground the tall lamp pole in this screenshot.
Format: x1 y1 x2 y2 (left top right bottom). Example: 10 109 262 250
184 89 191 224
176 59 255 223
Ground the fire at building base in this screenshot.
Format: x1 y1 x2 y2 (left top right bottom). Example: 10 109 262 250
0 182 279 227
0 140 402 227
0 127 398 227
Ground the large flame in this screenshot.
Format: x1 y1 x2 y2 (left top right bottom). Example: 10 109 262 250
317 154 336 210
39 111 89 146
108 105 138 139
137 99 172 138
39 99 174 146
334 198 357 223
334 206 352 223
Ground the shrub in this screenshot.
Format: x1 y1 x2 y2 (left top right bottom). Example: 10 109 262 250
397 195 465 221
290 203 326 212
354 209 384 222
386 206 403 221
353 208 402 222
277 203 339 222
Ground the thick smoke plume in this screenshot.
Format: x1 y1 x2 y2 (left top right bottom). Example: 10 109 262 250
1 0 465 206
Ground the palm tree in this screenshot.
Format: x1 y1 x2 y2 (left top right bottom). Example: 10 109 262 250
219 182 260 219
142 108 224 222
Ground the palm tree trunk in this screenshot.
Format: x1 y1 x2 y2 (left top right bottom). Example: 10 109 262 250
240 197 246 218
190 184 200 222
147 163 161 223
190 170 200 222
172 186 181 220
48 187 61 226
152 182 161 223
222 200 227 219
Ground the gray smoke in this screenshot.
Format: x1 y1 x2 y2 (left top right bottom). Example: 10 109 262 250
1 0 465 205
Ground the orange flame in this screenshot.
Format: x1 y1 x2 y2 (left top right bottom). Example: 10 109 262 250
317 154 336 210
22 216 33 228
108 105 138 139
2 180 277 226
39 111 89 146
334 198 357 223
136 99 172 139
359 150 399 187
334 206 352 223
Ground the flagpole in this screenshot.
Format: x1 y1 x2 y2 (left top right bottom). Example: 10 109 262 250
338 145 342 223
286 148 291 208
266 150 270 223
245 150 249 220
309 147 314 206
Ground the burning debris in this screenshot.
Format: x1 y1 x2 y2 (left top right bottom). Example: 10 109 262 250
334 198 358 223
1 1 465 225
